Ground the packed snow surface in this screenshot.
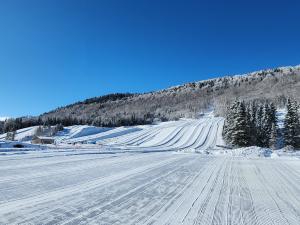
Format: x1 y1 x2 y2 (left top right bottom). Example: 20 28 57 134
0 116 299 224
0 126 38 142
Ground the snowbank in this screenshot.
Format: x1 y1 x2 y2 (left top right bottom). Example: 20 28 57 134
0 141 44 152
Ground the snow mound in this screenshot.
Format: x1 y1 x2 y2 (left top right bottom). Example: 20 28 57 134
0 126 38 142
55 125 111 142
0 141 44 152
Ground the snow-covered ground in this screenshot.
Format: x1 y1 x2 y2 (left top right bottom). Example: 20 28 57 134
0 115 299 224
0 114 225 153
0 149 299 224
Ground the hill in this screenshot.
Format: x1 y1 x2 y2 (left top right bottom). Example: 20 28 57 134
40 65 300 127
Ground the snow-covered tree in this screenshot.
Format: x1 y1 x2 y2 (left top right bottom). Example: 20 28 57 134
224 100 277 148
248 102 257 145
223 100 239 144
6 131 16 141
261 103 274 147
269 123 278 149
284 98 300 147
255 104 264 146
230 101 250 147
34 126 43 136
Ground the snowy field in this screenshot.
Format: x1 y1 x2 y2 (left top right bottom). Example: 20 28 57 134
0 116 299 224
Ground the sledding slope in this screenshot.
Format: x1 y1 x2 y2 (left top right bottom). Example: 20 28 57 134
0 126 38 142
0 113 225 153
0 125 109 143
101 116 225 152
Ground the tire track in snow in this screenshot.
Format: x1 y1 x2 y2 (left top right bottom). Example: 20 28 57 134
252 161 293 225
0 153 177 205
190 158 228 225
257 161 300 224
210 157 232 225
236 160 259 225
147 157 220 225
0 153 164 188
172 157 225 225
98 157 204 225
17 155 199 225
0 154 184 220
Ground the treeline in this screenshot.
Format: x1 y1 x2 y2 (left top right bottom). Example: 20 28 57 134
80 93 134 105
43 113 156 127
0 118 42 134
47 93 135 113
223 99 300 149
0 112 156 135
0 117 76 134
34 124 64 137
3 123 64 141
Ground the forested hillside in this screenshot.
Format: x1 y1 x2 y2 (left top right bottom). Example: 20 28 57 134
41 65 300 126
1 65 299 133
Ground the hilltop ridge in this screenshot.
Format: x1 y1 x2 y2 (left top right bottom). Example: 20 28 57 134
40 65 300 127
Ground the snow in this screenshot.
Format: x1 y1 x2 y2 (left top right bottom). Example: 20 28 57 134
57 125 111 140
0 149 299 224
0 126 38 142
0 141 44 154
63 126 142 144
0 115 299 224
277 108 287 129
0 117 9 121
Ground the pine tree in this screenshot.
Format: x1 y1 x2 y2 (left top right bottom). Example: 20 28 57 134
248 102 257 145
284 98 300 147
231 101 250 147
223 101 239 144
35 126 43 136
269 123 277 149
224 100 279 148
261 103 276 147
269 102 277 125
255 104 264 146
6 131 16 141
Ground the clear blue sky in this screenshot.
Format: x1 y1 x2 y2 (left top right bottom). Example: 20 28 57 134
0 0 299 118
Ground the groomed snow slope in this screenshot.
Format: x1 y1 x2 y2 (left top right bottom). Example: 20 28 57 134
52 116 225 153
0 125 112 143
0 116 299 224
0 149 299 225
0 126 38 142
104 117 225 152
0 115 225 153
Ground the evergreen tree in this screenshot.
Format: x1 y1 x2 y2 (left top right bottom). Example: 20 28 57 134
223 100 239 144
284 98 300 147
248 102 257 145
231 101 250 147
35 126 43 136
269 123 277 149
255 104 264 146
269 102 277 125
224 100 278 148
6 131 16 141
261 103 274 147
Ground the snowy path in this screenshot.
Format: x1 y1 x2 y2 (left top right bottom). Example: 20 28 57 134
0 150 299 225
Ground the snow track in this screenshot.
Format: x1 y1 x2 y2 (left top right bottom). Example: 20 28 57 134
0 150 299 225
100 117 225 153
